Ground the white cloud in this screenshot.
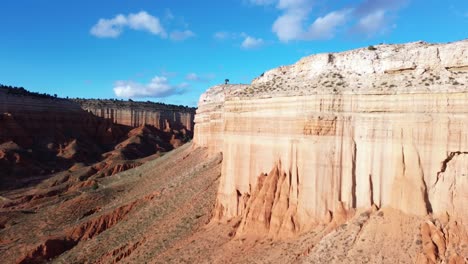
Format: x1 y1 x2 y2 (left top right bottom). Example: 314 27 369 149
261 0 406 41
241 36 265 49
170 30 195 41
354 9 386 35
213 31 264 49
272 9 309 42
354 0 406 16
350 0 406 36
113 76 186 98
90 14 127 38
127 11 166 36
271 0 315 42
185 73 216 82
91 11 166 38
273 5 349 42
306 9 351 40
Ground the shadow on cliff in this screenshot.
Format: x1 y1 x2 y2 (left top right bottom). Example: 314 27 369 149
0 93 192 191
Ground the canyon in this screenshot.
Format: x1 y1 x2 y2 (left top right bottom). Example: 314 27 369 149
1 40 467 263
74 99 194 132
0 88 195 190
194 40 468 261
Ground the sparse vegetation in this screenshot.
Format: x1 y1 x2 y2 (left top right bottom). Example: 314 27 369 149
368 45 377 51
74 98 194 112
1 84 60 99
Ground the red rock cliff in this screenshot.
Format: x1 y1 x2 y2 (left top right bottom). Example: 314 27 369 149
74 99 195 132
194 40 468 238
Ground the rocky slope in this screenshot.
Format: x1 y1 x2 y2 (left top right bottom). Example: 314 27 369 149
74 99 195 132
195 40 468 262
1 40 467 264
0 87 191 190
0 143 223 264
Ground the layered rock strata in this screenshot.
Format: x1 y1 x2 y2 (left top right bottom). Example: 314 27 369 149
194 40 468 237
0 89 192 188
75 99 195 131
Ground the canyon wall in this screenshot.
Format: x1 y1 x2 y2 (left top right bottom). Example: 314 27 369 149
75 99 195 132
0 90 194 188
194 40 468 237
0 91 99 148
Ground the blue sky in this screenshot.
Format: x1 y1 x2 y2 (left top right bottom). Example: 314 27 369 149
1 0 467 106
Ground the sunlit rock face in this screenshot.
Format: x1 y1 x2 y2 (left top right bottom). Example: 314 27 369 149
194 84 248 153
194 40 468 237
75 99 195 132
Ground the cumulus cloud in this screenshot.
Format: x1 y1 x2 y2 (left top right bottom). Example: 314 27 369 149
353 0 407 16
272 9 309 42
170 30 195 41
213 31 265 49
350 0 407 35
263 0 406 41
306 9 351 40
185 73 216 82
241 36 265 49
273 7 350 42
127 12 166 36
271 0 317 42
353 9 386 35
113 76 187 98
90 14 128 38
91 11 166 38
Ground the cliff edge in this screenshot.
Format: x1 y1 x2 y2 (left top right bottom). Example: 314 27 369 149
74 99 195 132
194 40 468 259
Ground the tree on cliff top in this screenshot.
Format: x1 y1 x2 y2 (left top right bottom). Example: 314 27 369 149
225 79 229 85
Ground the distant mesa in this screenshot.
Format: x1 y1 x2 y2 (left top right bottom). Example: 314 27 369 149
73 98 195 132
0 85 195 191
1 40 467 264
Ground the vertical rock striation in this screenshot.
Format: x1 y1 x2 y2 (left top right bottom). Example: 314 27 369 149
0 90 195 188
75 99 195 132
194 40 468 237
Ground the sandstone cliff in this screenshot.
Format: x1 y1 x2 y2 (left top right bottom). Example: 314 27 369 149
194 40 468 241
0 88 192 189
74 99 195 132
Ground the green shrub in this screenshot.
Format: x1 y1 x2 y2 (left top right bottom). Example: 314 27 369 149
368 45 377 51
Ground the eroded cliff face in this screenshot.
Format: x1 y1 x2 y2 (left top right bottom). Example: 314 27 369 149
0 90 192 189
194 40 468 238
75 99 195 132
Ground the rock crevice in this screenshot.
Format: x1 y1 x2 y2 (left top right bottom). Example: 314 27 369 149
195 40 468 237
